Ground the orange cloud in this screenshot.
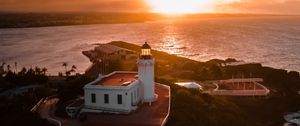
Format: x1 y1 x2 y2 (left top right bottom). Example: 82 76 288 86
0 0 299 14
0 0 148 12
216 0 300 14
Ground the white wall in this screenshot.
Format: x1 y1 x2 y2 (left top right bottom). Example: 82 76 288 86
138 59 155 102
84 81 141 113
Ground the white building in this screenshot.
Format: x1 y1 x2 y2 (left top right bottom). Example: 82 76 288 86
83 44 137 61
175 82 203 90
82 42 157 113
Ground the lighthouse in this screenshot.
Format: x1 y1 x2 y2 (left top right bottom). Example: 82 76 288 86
138 42 156 103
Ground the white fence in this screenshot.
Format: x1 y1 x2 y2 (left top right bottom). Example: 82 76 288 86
30 98 45 112
220 78 263 83
210 89 269 96
207 78 270 96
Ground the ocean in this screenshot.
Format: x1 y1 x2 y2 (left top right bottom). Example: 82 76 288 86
0 16 300 74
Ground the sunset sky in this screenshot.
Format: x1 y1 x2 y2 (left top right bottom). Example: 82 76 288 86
0 0 300 14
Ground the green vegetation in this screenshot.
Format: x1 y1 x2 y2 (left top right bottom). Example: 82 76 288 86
54 75 94 118
5 67 48 85
60 62 77 77
0 84 54 126
0 65 55 126
0 65 48 89
156 78 300 126
109 41 300 126
0 96 55 126
157 79 248 126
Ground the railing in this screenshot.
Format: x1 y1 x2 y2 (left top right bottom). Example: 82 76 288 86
47 118 62 126
84 105 129 114
157 83 171 126
210 89 269 96
209 78 270 96
30 98 45 112
220 78 263 83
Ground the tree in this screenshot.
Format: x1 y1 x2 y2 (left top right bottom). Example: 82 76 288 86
7 65 11 72
209 65 223 79
27 68 35 76
42 67 47 75
58 72 63 77
0 62 5 76
70 65 77 75
62 62 68 74
35 67 42 75
19 67 27 75
65 71 71 77
14 62 18 73
71 65 77 70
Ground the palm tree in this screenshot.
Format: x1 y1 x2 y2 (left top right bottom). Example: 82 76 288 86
42 67 47 75
58 72 63 77
35 67 42 75
20 67 27 75
0 62 5 76
71 65 77 70
65 71 71 77
62 62 68 74
7 65 10 72
70 65 77 75
14 62 18 73
1 62 6 68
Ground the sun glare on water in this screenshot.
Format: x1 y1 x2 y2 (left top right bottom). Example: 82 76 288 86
146 0 216 15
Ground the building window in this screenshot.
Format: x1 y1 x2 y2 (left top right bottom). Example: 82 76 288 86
134 90 137 100
142 49 151 55
117 94 122 104
91 93 96 103
137 89 139 98
104 94 109 104
131 93 133 104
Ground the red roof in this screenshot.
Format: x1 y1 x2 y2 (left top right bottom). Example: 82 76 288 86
93 73 138 86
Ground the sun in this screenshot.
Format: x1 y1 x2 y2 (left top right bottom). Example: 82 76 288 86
146 0 215 15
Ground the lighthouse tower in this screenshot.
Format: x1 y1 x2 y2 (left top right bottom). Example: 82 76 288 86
138 42 156 103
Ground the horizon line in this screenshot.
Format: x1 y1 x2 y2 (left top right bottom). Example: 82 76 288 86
0 11 299 16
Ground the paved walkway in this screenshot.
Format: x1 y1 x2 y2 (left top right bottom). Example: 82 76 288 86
38 98 80 126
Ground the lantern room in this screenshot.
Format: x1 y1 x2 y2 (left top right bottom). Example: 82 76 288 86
140 42 152 59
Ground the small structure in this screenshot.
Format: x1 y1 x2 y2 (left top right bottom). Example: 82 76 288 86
175 82 202 90
83 44 138 76
95 44 137 60
221 60 252 67
66 99 84 118
82 42 158 114
284 111 300 126
83 44 137 61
